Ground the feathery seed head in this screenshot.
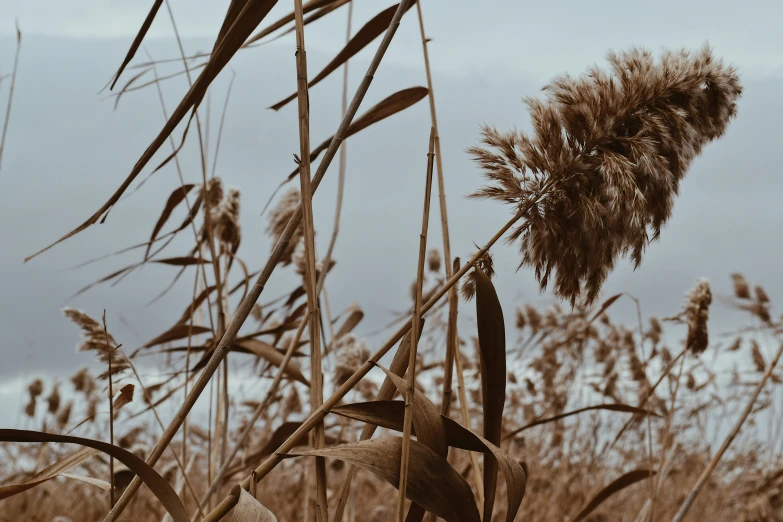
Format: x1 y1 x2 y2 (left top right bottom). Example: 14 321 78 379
212 187 241 250
61 307 128 379
333 334 370 385
732 273 751 299
28 378 43 398
683 278 712 355
267 188 304 266
427 249 441 273
469 45 741 306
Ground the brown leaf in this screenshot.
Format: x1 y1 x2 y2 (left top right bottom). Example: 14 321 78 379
144 184 196 260
0 447 99 499
286 437 480 522
25 0 278 263
474 267 506 520
229 485 278 521
109 0 164 90
262 0 351 45
284 87 428 183
245 0 341 45
333 307 364 341
225 421 303 477
572 468 656 522
153 256 212 266
144 324 213 348
112 383 135 415
503 403 662 440
0 429 188 522
235 339 310 386
269 2 416 111
176 285 218 324
589 293 624 324
331 400 526 522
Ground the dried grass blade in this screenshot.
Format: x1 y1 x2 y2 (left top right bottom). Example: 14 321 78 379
144 184 196 259
245 0 340 45
283 86 428 184
235 339 310 385
504 403 662 439
331 400 526 522
229 485 277 521
144 324 212 348
268 2 416 111
0 447 99 499
109 0 164 90
473 267 505 520
0 429 188 522
572 469 656 522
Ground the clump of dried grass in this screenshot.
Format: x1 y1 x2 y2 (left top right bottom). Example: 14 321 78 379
683 278 712 355
211 187 241 251
469 45 742 305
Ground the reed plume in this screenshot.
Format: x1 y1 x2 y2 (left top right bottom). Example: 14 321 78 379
469 45 742 305
61 307 128 379
267 187 304 266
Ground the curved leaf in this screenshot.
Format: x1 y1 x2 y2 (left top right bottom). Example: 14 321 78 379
474 267 506 520
229 485 277 521
144 184 195 260
236 339 310 386
286 437 480 522
144 324 213 348
572 468 656 522
0 429 188 522
269 2 416 111
331 400 526 522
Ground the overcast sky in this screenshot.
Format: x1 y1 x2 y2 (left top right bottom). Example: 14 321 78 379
1 1 782 424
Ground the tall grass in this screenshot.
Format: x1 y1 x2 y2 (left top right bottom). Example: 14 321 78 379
3 3 781 522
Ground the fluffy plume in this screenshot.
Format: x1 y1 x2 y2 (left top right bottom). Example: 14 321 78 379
27 378 43 398
71 367 95 396
427 248 442 273
683 278 712 355
732 273 751 299
46 384 61 414
56 401 73 429
267 188 304 266
751 340 766 372
754 285 770 304
204 177 224 209
469 45 741 305
61 307 128 379
211 187 242 251
333 334 370 385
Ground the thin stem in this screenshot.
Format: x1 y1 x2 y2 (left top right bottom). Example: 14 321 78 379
414 0 452 278
671 341 783 522
397 128 436 520
292 0 328 518
315 0 352 301
0 20 20 171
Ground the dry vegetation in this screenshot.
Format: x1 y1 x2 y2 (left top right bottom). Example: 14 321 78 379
2 1 781 522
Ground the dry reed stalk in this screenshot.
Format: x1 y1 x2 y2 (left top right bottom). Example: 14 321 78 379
0 20 20 171
193 310 310 518
672 340 783 522
106 2 417 520
397 127 436 520
291 0 328 518
414 0 452 280
315 0 352 301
